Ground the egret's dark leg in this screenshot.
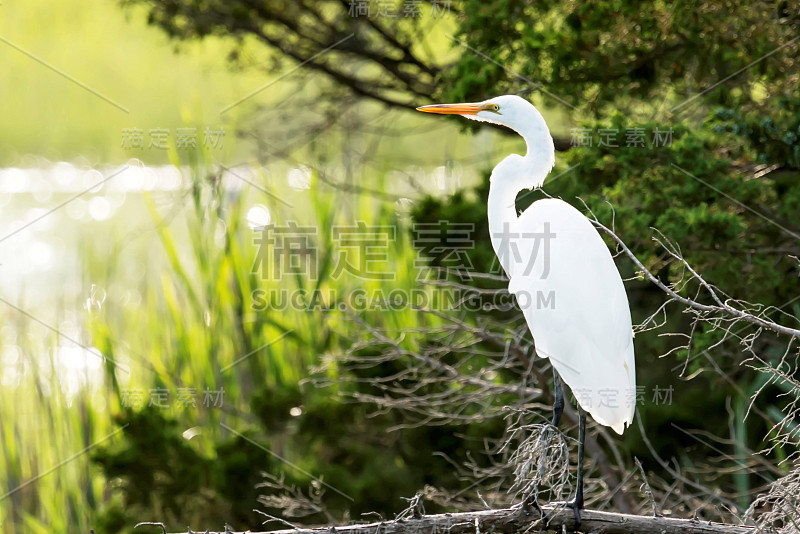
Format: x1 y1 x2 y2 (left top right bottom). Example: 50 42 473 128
523 367 564 518
569 407 587 528
551 367 564 428
523 367 564 523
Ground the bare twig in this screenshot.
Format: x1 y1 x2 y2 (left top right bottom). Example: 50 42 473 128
634 457 661 518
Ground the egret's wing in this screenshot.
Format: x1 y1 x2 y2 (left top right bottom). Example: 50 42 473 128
506 198 635 434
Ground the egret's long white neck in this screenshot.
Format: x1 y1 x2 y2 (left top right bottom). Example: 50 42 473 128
486 107 555 277
487 175 519 244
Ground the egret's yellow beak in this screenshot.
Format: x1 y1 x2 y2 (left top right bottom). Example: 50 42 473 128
416 103 483 115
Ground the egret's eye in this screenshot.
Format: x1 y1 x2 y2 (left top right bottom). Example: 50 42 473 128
492 104 500 111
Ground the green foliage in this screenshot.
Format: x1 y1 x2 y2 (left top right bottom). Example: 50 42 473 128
120 0 439 110
92 408 216 526
446 0 800 117
713 95 800 169
91 406 292 530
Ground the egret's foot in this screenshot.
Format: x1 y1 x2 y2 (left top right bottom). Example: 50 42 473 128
524 499 583 530
567 498 584 530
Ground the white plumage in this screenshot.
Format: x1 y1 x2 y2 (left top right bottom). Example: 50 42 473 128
505 198 635 434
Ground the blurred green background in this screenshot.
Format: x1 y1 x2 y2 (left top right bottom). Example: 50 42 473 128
1 1 799 533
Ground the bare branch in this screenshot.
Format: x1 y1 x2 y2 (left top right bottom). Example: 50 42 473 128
171 504 758 534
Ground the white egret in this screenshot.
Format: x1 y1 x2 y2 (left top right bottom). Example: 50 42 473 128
417 95 635 525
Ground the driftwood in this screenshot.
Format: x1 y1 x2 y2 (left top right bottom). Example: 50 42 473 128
151 504 757 534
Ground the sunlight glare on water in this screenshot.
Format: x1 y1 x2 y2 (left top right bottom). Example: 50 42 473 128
52 345 105 398
246 204 271 229
288 166 312 190
85 284 107 314
88 196 113 221
27 241 54 269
